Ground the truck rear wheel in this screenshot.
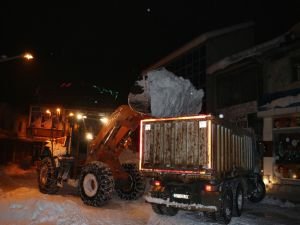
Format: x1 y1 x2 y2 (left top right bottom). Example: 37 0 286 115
216 188 233 224
203 211 216 220
248 178 266 203
79 162 114 206
116 163 145 200
160 205 178 216
151 203 164 215
233 184 244 217
38 157 59 194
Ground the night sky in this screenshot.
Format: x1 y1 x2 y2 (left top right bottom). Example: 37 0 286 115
1 2 300 108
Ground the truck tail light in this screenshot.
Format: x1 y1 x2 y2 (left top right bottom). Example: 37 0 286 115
151 180 161 187
204 184 218 192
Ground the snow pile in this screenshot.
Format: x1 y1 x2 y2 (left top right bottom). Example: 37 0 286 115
261 196 296 208
147 68 204 117
206 35 287 75
144 195 217 211
260 93 300 110
2 163 36 176
0 187 150 225
129 68 204 117
0 189 89 225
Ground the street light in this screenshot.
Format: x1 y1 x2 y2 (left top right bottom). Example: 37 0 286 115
0 52 34 63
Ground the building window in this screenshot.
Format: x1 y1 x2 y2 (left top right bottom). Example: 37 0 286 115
165 46 206 89
216 65 259 108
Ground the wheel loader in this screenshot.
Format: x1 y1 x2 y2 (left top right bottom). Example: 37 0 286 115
37 105 147 206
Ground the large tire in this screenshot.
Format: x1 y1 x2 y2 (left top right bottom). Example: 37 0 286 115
203 211 216 221
233 184 244 217
37 157 59 194
79 162 114 206
151 203 164 215
160 205 178 216
248 178 266 203
216 188 233 224
116 163 145 200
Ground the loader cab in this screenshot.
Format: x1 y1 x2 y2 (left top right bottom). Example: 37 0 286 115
67 114 103 162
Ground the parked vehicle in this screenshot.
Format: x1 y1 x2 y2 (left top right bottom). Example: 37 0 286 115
139 114 265 224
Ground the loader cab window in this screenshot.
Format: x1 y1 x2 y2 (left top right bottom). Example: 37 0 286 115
70 119 97 158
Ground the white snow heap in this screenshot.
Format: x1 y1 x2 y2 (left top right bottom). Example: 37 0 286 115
147 68 204 117
144 194 217 211
261 93 300 110
206 34 287 75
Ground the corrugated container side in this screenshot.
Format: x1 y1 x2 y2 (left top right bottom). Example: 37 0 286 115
212 121 254 174
140 118 210 172
140 116 255 175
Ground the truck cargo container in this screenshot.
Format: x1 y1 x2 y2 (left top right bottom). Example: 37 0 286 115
139 114 265 224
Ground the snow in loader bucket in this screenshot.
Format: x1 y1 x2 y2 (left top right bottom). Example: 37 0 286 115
128 67 204 117
144 194 217 212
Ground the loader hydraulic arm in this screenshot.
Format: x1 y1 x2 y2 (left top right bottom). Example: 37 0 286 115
86 105 146 163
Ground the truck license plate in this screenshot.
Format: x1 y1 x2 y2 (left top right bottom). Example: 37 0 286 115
173 193 189 199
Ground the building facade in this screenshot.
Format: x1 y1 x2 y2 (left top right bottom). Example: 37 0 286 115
142 22 255 112
142 20 300 184
207 23 300 184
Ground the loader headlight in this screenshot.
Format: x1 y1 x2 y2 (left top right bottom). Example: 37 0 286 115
100 117 109 124
86 132 93 141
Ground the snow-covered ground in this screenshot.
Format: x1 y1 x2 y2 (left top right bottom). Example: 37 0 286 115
1 163 300 225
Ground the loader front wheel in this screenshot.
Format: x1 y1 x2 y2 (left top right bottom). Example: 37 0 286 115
116 163 146 200
38 157 59 194
79 162 114 206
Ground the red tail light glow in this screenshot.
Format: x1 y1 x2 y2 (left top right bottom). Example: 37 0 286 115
205 185 212 192
153 180 161 186
204 184 218 192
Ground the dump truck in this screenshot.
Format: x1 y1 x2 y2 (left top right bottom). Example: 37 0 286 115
139 114 265 224
37 105 147 206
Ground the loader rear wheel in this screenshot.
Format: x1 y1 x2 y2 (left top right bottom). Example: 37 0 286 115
248 178 266 203
79 162 114 206
116 163 145 200
38 157 59 194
